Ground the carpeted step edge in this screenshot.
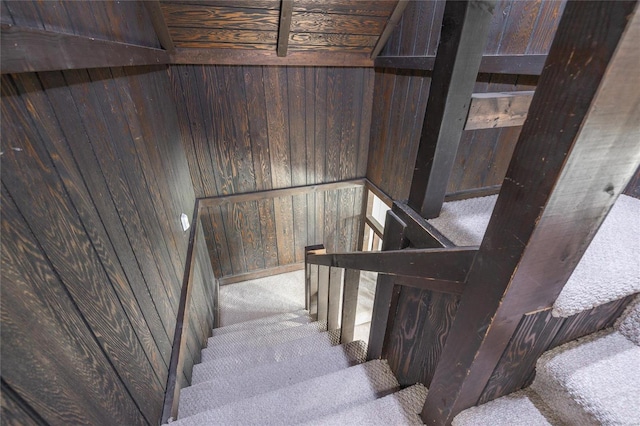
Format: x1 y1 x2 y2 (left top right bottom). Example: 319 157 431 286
206 316 312 348
200 321 326 362
531 329 640 426
170 360 399 426
179 341 368 418
302 383 428 426
452 388 560 426
210 309 309 337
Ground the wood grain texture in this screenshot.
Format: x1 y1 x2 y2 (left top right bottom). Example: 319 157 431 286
465 91 534 130
161 4 279 30
291 11 387 35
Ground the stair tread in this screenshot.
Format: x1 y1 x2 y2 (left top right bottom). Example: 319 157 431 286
452 388 558 426
179 341 367 418
302 384 428 426
172 360 399 425
206 315 311 347
200 321 326 362
211 309 309 337
531 329 640 426
192 330 340 384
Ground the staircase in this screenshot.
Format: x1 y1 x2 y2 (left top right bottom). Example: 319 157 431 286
168 310 427 425
453 297 640 425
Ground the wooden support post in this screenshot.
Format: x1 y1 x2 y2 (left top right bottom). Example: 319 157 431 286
367 210 409 359
340 269 361 343
277 0 293 57
317 265 329 324
407 0 496 219
422 2 640 424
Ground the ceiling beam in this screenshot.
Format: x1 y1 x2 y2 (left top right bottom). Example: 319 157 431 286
407 0 497 219
371 0 409 58
375 54 547 75
0 24 170 74
144 1 175 52
422 2 640 423
170 48 374 67
277 0 293 57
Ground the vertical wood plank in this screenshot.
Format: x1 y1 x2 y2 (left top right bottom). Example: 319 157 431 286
327 267 343 330
340 269 361 343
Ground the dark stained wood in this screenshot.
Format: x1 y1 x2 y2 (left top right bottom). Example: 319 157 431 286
392 202 455 249
317 265 330 324
1 188 146 425
375 55 547 75
145 0 175 51
371 0 409 58
386 288 460 386
290 32 377 49
307 247 477 282
2 77 163 423
423 3 640 423
367 211 409 360
389 277 466 296
465 91 534 130
444 185 502 202
291 11 387 35
1 380 46 426
0 24 169 74
171 48 374 66
161 4 280 30
277 0 293 56
624 165 640 198
169 28 276 47
408 0 497 219
365 215 384 237
294 0 397 16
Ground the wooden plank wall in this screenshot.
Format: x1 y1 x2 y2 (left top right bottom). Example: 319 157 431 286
170 65 374 277
368 0 566 200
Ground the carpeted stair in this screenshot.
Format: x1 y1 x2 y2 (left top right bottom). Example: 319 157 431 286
453 296 640 426
170 311 428 425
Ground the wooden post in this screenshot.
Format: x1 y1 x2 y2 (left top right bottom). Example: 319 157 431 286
407 0 496 219
367 210 409 359
422 2 640 424
277 0 293 57
327 267 343 330
340 269 361 343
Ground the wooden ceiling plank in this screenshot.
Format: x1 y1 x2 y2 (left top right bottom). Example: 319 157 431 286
161 4 280 31
465 90 535 130
145 0 175 51
371 0 409 58
277 0 293 57
0 24 169 74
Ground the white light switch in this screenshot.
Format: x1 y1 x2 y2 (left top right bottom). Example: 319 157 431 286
181 213 190 232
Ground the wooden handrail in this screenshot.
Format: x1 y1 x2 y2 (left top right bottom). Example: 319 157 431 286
306 247 478 284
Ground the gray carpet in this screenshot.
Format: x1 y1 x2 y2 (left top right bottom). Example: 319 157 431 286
427 194 639 317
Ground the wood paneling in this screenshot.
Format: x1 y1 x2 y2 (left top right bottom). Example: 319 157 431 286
0 63 203 424
170 65 373 277
479 296 633 404
368 1 565 201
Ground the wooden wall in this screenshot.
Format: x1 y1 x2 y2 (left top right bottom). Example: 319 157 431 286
170 65 374 277
368 0 566 201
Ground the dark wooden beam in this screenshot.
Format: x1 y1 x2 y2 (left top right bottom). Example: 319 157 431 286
365 215 384 238
277 0 293 57
422 2 640 424
170 48 374 67
392 202 455 249
407 0 497 219
307 247 477 283
144 1 175 52
465 91 534 130
371 0 410 58
0 24 170 74
375 54 547 75
367 211 408 360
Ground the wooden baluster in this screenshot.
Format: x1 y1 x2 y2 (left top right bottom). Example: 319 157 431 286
340 269 361 343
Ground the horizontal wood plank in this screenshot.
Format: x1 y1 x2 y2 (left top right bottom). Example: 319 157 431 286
374 54 547 75
465 91 534 130
165 0 281 10
198 179 365 208
218 262 305 285
169 27 277 45
161 4 279 30
291 11 387 35
294 0 397 16
170 48 374 66
290 32 377 48
365 214 384 237
0 24 169 74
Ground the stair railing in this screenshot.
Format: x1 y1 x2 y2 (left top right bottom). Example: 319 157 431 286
304 241 478 346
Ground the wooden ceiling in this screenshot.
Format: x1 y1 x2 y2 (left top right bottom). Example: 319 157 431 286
158 0 400 56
